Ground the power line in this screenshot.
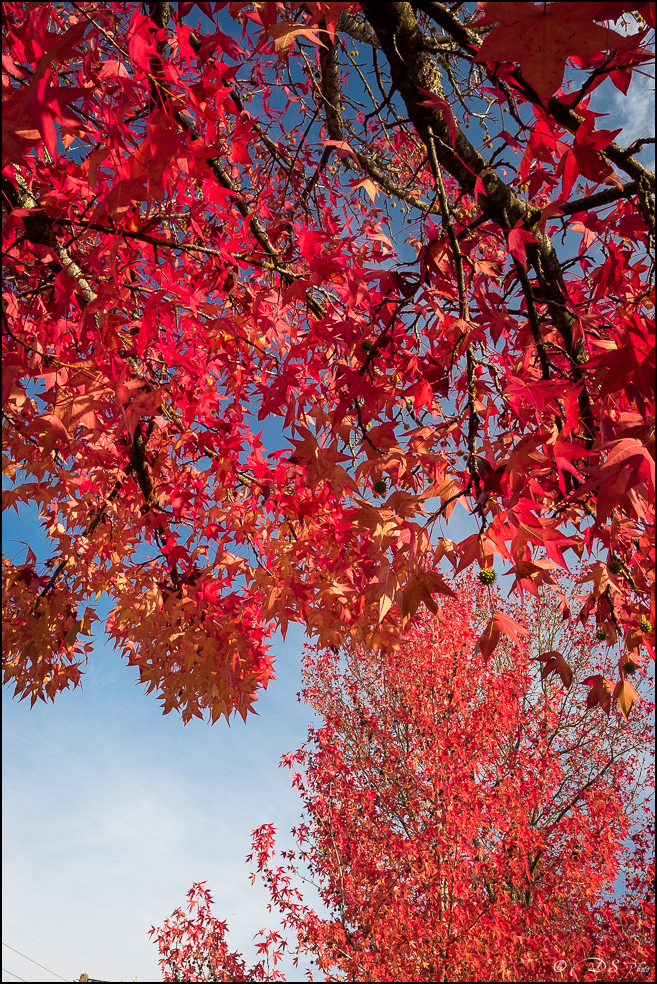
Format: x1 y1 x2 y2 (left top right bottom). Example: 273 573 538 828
1 943 68 981
2 922 76 972
2 968 27 982
2 905 98 966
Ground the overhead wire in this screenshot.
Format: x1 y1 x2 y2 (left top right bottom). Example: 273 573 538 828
1 943 68 981
2 922 78 973
2 968 27 982
2 904 99 968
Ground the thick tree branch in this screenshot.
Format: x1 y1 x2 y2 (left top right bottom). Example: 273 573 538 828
319 22 345 143
316 18 441 213
3 173 97 305
559 181 639 215
512 258 551 381
412 1 655 191
360 1 597 446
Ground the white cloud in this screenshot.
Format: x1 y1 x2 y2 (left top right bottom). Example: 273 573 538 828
590 69 655 169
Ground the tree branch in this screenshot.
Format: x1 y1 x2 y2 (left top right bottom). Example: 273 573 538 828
413 1 655 191
360 1 598 447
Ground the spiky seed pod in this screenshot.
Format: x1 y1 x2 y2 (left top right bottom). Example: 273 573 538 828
622 659 637 675
596 628 608 641
639 619 653 634
372 479 387 496
478 568 496 586
608 559 624 576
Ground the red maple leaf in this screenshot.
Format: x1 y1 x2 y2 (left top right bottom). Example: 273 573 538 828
507 219 539 267
474 2 626 104
536 649 573 688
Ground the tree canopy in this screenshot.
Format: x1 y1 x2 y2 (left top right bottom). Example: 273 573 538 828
2 2 655 722
151 576 655 981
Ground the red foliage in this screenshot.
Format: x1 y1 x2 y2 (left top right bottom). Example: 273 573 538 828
150 881 286 982
151 577 655 981
2 3 654 720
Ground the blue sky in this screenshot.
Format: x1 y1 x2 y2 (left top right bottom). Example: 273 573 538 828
3 11 655 984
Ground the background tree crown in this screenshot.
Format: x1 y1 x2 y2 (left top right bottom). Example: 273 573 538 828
152 575 655 981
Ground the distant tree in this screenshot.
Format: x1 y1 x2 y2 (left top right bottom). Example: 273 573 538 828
151 575 655 981
2 2 655 721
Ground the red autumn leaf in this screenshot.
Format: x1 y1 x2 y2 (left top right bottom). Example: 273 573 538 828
126 11 158 70
416 88 457 145
477 612 529 659
507 219 539 267
477 615 501 659
584 674 615 715
306 2 361 43
493 611 531 646
536 649 573 688
474 2 626 104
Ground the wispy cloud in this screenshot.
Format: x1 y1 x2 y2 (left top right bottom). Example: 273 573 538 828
614 75 655 143
591 69 655 170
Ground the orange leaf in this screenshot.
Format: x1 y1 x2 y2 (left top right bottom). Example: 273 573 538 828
265 21 326 57
614 679 638 720
400 571 454 621
351 178 379 202
400 576 427 620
